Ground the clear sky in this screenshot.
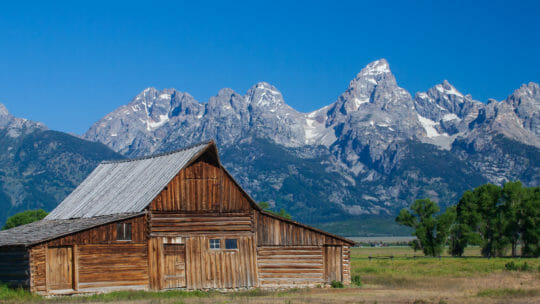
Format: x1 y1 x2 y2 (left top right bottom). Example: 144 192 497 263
0 0 539 134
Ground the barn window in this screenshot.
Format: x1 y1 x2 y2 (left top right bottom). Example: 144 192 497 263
225 239 237 249
209 239 220 249
116 223 132 241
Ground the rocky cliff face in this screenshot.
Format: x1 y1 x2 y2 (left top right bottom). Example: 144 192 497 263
82 59 539 224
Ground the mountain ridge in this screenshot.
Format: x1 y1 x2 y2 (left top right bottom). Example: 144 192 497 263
0 59 538 229
82 59 540 225
0 103 124 224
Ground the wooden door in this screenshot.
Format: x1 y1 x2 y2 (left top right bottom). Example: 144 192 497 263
163 244 186 288
324 245 342 283
47 246 73 290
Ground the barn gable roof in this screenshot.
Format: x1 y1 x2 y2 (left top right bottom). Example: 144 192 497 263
0 212 144 247
46 141 212 220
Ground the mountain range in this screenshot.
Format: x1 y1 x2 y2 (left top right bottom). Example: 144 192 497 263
0 104 123 224
1 59 538 234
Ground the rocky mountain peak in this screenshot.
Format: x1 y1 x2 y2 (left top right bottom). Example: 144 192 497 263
513 82 540 97
349 59 396 89
0 103 11 128
216 87 237 97
0 102 9 117
431 80 464 100
245 82 285 108
0 103 46 137
360 59 391 74
504 82 540 137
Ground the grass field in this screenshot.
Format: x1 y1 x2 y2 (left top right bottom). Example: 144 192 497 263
1 247 539 304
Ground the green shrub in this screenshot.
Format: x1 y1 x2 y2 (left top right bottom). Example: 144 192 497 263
331 280 344 288
505 261 518 271
505 261 532 272
351 274 362 287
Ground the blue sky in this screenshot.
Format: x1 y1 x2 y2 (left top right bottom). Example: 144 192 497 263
0 0 539 134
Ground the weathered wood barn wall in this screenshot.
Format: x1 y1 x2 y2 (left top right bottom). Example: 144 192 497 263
0 141 353 295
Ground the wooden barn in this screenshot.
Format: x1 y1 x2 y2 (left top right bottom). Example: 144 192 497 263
0 141 353 295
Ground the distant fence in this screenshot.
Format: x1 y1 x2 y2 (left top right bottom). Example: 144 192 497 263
364 255 443 260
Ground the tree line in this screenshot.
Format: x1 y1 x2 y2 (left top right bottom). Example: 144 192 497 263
396 181 539 257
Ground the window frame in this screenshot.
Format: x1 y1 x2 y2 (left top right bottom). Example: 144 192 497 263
225 239 238 250
209 239 221 250
116 222 132 241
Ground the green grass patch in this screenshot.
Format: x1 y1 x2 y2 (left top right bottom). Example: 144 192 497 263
0 284 42 302
0 286 212 303
477 288 539 298
351 248 540 279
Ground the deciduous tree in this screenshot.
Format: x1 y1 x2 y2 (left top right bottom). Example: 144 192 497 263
396 199 454 257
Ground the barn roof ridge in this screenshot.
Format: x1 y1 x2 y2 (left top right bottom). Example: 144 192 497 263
101 140 214 164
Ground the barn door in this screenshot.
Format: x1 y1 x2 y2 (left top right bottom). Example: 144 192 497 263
163 244 186 288
47 246 74 290
324 245 342 283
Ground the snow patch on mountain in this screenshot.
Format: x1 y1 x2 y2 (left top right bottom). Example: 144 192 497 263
147 114 170 130
418 114 444 138
443 113 460 121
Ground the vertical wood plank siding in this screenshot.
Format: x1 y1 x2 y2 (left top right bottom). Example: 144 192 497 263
150 156 251 213
257 213 325 246
324 246 342 283
0 247 30 288
185 235 257 289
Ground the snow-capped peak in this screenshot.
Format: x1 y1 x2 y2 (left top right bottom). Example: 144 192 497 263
246 82 285 108
252 82 282 95
435 80 464 98
348 59 396 89
360 59 391 76
0 103 10 117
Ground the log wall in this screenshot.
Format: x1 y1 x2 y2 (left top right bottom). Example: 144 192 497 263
342 245 351 285
46 216 146 246
150 212 254 237
27 215 148 294
29 245 46 293
257 246 324 288
0 246 29 288
77 243 149 292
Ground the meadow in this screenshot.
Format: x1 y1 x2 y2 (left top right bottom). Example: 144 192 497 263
1 247 539 304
